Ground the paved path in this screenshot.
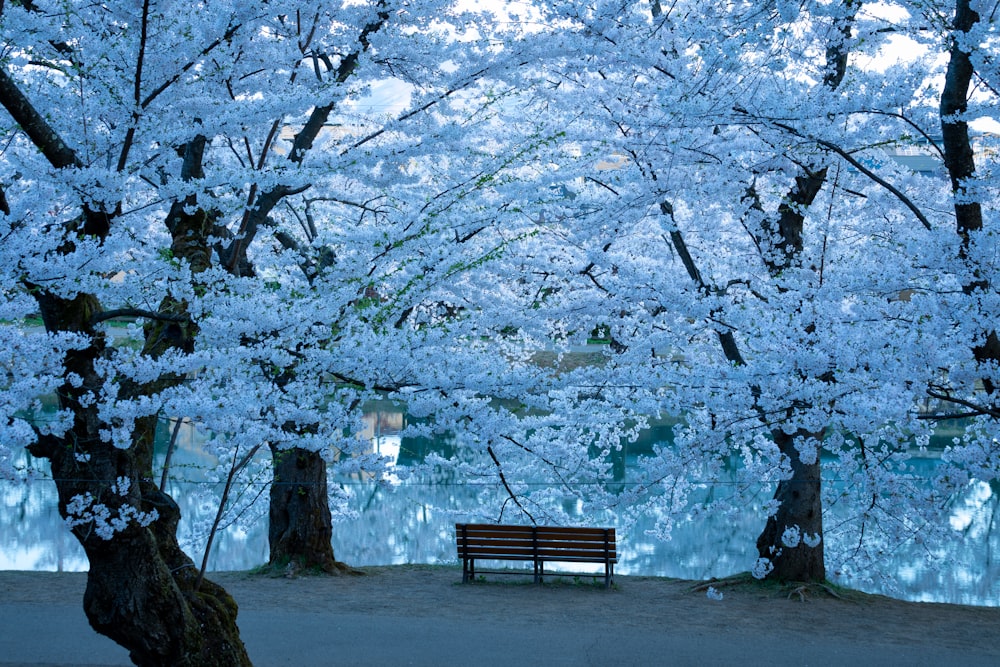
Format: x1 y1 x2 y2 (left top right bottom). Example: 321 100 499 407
2 567 999 666
0 602 993 666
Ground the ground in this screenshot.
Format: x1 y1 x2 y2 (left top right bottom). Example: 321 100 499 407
1 565 998 666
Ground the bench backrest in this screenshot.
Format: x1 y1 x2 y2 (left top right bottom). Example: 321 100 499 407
455 523 617 563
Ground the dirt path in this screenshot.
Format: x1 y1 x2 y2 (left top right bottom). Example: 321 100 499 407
2 566 998 666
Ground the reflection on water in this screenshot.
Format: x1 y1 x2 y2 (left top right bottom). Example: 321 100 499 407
2 412 999 607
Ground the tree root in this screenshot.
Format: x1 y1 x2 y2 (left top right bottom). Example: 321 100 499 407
691 574 854 602
689 574 755 593
251 558 366 578
332 560 366 576
788 585 808 602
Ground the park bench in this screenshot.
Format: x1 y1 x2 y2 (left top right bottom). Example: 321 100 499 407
455 523 617 588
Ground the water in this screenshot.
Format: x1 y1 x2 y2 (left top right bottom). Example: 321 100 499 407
2 411 999 607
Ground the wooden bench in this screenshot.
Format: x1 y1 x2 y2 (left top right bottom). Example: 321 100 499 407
455 523 616 588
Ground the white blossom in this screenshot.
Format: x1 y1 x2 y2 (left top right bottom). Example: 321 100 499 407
803 533 822 548
781 525 802 548
64 493 158 541
752 558 775 580
1 0 998 597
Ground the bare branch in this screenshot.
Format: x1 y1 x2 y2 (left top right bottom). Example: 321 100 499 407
487 444 536 525
812 137 933 231
926 388 1000 419
0 69 81 170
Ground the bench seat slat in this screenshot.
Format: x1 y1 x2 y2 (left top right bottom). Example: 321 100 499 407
460 551 616 561
458 548 536 558
534 527 611 537
458 529 536 540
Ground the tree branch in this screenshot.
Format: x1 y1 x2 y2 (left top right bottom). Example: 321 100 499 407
487 444 536 525
0 69 81 170
762 115 933 232
345 66 491 155
813 137 932 231
660 201 747 367
115 0 151 172
861 108 946 162
90 308 189 325
141 21 243 110
0 66 114 237
926 388 1000 420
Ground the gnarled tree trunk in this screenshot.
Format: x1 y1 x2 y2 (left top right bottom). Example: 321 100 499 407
28 289 251 667
82 487 249 666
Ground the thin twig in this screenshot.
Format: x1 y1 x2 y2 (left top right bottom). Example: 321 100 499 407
487 444 535 524
159 417 185 492
195 443 262 591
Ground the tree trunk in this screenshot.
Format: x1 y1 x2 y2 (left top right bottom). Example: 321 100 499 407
29 291 251 667
82 487 249 666
939 1 1000 397
756 429 826 582
268 445 341 573
940 0 983 246
26 160 249 665
3 21 252 657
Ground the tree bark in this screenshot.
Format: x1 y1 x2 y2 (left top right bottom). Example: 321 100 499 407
82 487 249 666
750 165 828 583
755 429 826 581
85 139 251 665
268 445 341 573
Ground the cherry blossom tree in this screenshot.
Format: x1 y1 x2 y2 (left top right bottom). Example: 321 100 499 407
3 3 1000 665
440 0 1000 586
0 0 523 662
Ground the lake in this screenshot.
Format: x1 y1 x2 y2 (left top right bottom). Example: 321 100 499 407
2 408 998 606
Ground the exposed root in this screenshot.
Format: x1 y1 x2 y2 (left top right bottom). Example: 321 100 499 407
816 582 849 601
785 582 853 602
333 560 366 576
689 574 752 593
788 585 807 602
251 559 365 578
691 573 856 603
